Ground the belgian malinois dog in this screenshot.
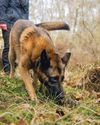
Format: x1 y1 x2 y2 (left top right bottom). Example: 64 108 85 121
9 19 71 104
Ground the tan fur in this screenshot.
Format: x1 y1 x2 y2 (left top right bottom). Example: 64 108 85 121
9 19 71 101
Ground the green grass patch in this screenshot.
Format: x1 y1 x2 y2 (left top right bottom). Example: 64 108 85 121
0 65 100 125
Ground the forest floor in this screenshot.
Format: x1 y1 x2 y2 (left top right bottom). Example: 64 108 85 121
0 63 100 125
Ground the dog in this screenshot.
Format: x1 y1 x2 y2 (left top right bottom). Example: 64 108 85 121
9 19 71 104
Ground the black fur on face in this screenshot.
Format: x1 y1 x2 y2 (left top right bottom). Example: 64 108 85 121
35 49 71 104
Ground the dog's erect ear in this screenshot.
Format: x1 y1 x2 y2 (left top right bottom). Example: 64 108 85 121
62 52 71 66
40 49 50 70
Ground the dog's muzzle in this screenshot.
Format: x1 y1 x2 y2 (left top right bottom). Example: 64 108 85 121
43 80 65 104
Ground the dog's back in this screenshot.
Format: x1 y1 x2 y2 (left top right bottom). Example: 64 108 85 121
9 19 71 103
10 19 33 44
10 19 55 63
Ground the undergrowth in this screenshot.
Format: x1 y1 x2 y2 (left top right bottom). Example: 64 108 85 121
0 64 100 125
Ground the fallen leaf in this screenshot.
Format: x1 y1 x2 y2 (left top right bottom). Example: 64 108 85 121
16 119 27 125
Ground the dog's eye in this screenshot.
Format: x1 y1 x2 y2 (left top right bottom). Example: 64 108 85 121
49 76 59 83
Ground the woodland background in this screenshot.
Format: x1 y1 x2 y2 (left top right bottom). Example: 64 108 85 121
0 0 100 125
0 0 100 65
29 0 100 66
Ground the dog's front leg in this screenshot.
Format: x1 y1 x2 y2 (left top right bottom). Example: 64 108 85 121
19 58 37 101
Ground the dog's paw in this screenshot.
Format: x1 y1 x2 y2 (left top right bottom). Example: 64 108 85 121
30 96 38 103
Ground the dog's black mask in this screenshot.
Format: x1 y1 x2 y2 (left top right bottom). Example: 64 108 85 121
36 49 71 105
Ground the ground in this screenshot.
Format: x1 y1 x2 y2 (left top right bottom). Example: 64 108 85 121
0 63 100 125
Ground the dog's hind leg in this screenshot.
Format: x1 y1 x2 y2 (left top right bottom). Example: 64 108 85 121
9 35 16 78
19 55 37 101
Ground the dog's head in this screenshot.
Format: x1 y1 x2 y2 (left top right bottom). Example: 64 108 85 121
35 49 71 104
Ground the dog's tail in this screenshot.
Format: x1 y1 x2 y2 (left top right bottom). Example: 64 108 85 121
35 22 70 31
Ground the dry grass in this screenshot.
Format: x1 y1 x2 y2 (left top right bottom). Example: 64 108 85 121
0 63 100 125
